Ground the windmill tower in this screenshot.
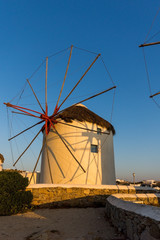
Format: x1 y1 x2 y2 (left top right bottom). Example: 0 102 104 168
4 46 116 185
40 104 116 184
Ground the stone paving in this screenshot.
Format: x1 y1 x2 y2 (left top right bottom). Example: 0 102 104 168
0 208 125 240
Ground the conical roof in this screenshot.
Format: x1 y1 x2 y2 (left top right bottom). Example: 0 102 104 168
55 104 115 135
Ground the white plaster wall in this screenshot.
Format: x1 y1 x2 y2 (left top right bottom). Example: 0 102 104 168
40 119 116 185
101 131 116 184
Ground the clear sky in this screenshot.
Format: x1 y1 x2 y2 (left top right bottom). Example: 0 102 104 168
1 0 160 182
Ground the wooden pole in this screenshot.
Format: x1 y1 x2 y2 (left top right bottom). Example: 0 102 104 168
45 57 48 135
45 57 48 114
27 79 45 113
12 111 32 116
45 134 53 183
53 86 116 118
8 120 44 141
13 129 41 166
139 41 160 48
59 53 101 109
29 137 46 184
150 91 160 98
56 45 73 108
77 86 116 105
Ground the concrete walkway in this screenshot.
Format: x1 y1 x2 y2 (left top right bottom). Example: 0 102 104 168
0 208 125 240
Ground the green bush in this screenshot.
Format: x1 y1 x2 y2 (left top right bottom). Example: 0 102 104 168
0 170 33 215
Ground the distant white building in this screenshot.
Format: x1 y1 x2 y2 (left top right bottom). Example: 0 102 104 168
142 180 156 187
40 104 116 185
21 171 40 184
116 179 125 183
3 169 40 184
0 154 4 171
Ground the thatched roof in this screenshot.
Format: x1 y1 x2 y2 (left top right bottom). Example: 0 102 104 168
55 104 115 135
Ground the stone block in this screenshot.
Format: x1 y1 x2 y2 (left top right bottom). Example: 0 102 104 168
84 189 90 195
126 218 133 240
149 223 160 239
133 233 139 240
140 228 157 240
66 188 74 193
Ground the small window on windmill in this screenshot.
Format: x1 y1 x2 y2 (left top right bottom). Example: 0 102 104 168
97 128 102 135
91 144 98 153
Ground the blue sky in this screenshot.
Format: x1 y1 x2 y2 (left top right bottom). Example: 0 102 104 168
1 0 160 181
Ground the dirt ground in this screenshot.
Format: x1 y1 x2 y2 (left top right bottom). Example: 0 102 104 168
0 208 125 240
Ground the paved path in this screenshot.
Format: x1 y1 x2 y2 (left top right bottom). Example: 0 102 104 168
0 208 125 240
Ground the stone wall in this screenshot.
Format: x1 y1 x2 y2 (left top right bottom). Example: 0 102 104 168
111 193 160 206
106 195 160 240
27 184 157 207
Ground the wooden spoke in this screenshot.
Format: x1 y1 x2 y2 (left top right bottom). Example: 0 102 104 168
29 136 46 185
45 57 48 135
45 134 53 183
27 79 45 113
54 86 116 117
56 45 73 108
44 135 65 179
8 120 44 141
58 121 109 135
4 102 42 120
53 126 86 173
69 139 89 182
45 57 48 114
150 91 160 98
139 41 160 48
58 53 101 109
4 102 42 115
13 129 42 166
12 111 32 116
77 86 116 105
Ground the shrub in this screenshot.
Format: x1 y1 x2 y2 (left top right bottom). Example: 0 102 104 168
0 170 33 215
